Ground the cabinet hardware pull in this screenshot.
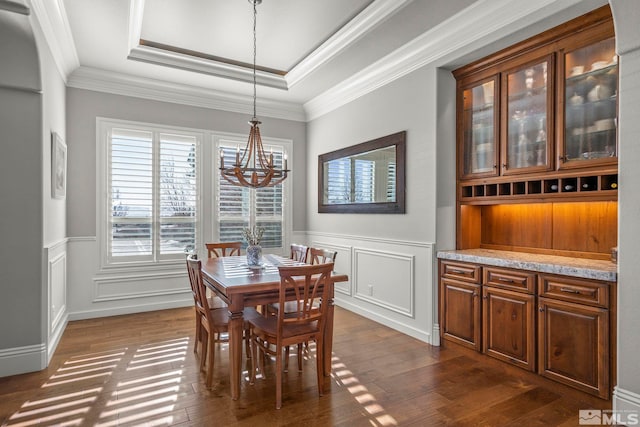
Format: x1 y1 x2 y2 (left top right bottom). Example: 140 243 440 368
449 269 465 274
498 277 514 283
539 307 544 312
472 292 478 297
560 287 581 294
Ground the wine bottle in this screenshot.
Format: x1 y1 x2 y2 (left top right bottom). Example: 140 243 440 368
564 184 574 191
550 184 558 191
610 182 618 189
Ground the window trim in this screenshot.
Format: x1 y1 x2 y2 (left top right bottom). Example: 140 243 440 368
97 118 204 272
211 131 293 256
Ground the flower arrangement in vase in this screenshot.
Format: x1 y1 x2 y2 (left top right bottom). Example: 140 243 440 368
242 225 264 266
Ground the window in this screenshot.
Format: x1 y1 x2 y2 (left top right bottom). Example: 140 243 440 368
215 134 290 251
99 119 201 267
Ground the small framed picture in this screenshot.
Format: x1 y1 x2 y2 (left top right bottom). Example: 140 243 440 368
51 132 67 199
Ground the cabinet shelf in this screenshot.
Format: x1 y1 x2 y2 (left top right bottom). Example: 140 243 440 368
460 172 617 203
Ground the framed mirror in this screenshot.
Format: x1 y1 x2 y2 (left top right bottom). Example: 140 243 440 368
318 131 406 213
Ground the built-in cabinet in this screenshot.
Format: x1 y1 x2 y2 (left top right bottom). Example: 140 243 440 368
444 5 618 399
455 6 618 203
439 259 615 399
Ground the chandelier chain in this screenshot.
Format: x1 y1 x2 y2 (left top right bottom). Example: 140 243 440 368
252 1 257 120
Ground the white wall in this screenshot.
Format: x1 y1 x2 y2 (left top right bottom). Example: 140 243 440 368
306 67 439 343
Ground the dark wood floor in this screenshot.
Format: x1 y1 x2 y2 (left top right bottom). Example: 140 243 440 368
0 306 611 426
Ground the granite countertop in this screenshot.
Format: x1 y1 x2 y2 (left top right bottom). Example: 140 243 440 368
437 248 617 282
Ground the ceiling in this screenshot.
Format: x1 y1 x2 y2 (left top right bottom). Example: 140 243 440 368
43 0 606 121
59 0 477 107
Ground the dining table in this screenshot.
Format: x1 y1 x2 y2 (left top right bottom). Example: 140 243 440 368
201 253 349 400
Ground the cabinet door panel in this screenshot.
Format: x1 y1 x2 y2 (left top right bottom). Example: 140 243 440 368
483 287 535 371
538 297 609 398
459 77 499 179
441 278 481 351
561 37 617 168
502 55 554 175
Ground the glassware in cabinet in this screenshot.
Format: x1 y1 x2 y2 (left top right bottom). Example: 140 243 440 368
502 56 553 174
461 77 498 178
562 37 617 166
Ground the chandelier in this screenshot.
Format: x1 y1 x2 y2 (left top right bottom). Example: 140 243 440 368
219 0 289 188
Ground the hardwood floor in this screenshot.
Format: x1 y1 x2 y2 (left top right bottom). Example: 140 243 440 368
0 307 611 426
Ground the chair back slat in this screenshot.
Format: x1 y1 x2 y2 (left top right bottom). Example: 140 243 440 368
206 242 242 258
309 248 337 265
290 244 309 263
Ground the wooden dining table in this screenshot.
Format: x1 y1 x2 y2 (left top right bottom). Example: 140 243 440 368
201 253 349 400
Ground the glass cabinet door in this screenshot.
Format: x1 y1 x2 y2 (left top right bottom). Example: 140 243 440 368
503 57 552 174
562 37 617 167
461 77 498 178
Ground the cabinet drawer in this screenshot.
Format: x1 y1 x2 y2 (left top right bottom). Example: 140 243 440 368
483 267 536 293
440 261 481 283
538 274 610 308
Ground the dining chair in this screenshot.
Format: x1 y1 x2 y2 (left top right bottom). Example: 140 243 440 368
248 262 334 409
290 243 309 263
205 241 242 258
186 256 258 389
308 247 337 265
205 241 242 309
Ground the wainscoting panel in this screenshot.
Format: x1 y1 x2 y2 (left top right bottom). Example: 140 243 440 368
309 240 352 296
306 232 434 344
45 238 69 368
94 271 188 302
353 248 414 317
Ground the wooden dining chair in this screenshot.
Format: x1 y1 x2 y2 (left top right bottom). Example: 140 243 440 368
205 241 242 258
186 256 258 389
248 262 334 409
309 247 337 265
290 243 309 263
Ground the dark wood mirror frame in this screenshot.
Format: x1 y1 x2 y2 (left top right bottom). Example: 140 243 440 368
318 131 406 214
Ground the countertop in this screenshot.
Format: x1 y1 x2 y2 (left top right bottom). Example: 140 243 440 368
437 248 617 282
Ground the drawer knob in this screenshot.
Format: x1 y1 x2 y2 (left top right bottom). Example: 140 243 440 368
539 306 545 312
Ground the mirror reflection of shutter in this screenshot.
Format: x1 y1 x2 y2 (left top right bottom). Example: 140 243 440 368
387 160 396 202
354 159 375 203
326 158 351 203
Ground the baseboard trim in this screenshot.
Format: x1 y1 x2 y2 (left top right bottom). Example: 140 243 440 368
335 298 431 345
614 386 640 413
67 298 193 321
0 343 47 377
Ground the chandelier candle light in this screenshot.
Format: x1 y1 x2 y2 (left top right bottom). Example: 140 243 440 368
219 0 289 188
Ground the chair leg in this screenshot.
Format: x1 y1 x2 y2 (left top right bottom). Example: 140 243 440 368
206 334 215 389
297 343 303 372
315 338 324 396
249 334 257 385
276 345 283 409
194 315 200 354
284 345 290 372
200 329 208 374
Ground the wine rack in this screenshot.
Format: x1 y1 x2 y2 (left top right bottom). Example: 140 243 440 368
460 172 617 203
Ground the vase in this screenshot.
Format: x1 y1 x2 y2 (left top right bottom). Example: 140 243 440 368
246 244 262 266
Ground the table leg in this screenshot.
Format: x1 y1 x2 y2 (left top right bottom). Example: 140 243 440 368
228 300 244 400
323 282 335 376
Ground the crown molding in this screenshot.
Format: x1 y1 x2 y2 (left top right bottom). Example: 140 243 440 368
67 66 306 122
125 0 409 91
28 0 79 82
127 45 289 90
0 0 29 15
304 0 584 121
285 0 412 89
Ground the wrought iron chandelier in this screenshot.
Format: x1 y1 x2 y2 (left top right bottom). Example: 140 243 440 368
219 0 289 188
